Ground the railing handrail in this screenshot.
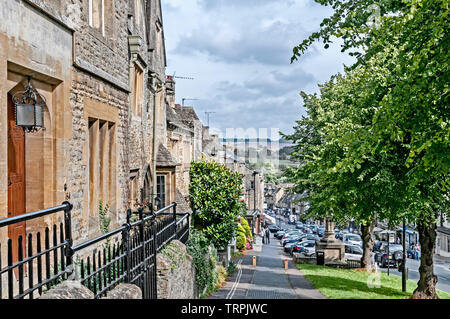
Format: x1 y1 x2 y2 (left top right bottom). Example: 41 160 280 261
72 224 128 253
0 201 72 228
154 202 176 216
0 201 189 299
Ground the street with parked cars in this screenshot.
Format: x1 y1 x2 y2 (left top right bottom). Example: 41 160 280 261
264 208 450 294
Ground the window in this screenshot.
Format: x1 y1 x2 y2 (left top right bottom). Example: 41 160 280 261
156 175 166 208
155 22 162 58
89 0 104 35
132 63 144 116
129 168 140 208
89 119 116 218
134 0 145 31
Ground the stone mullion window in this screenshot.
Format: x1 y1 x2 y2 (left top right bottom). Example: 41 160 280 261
89 118 116 226
132 63 144 117
89 0 105 36
156 174 166 208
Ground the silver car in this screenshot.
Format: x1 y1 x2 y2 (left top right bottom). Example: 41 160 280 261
343 233 363 247
344 244 363 261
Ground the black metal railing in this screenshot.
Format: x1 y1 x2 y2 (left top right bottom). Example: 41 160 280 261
346 259 362 269
0 202 73 299
0 201 190 299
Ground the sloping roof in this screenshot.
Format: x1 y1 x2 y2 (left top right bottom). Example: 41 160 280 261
174 105 200 129
166 106 192 132
156 143 179 167
175 188 192 214
276 192 306 208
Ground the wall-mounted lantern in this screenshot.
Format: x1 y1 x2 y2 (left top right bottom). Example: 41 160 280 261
12 76 46 133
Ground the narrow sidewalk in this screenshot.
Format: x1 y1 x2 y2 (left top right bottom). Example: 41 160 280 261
209 235 325 299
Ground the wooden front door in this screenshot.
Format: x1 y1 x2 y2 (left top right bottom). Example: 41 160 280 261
7 93 26 267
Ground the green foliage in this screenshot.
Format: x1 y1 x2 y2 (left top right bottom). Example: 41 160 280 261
288 0 449 297
189 158 244 249
239 218 253 241
227 261 237 276
186 229 225 297
160 242 186 270
98 200 112 249
235 223 247 251
296 263 450 299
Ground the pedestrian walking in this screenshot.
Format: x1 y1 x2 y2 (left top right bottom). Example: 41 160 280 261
416 243 421 260
265 226 270 244
412 243 418 260
260 228 265 244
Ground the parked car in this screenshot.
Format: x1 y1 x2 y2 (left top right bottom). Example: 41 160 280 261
344 244 363 261
284 235 308 253
342 233 363 247
374 244 404 267
275 230 286 239
292 240 316 257
317 227 325 237
268 225 281 233
282 235 304 247
282 230 302 238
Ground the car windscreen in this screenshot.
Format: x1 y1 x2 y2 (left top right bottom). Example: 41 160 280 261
386 245 403 251
346 235 361 241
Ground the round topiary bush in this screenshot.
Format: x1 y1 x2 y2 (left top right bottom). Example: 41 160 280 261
240 218 253 241
236 223 247 250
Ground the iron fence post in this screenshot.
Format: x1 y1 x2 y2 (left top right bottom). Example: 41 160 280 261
172 202 177 239
122 211 132 283
150 212 157 298
63 201 74 278
138 206 145 273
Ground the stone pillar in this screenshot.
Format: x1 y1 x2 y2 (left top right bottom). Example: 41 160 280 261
315 218 345 263
323 218 336 242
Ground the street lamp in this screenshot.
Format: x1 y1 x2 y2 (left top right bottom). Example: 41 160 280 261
12 76 46 132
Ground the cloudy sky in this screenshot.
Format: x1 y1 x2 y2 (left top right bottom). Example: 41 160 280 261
161 0 355 139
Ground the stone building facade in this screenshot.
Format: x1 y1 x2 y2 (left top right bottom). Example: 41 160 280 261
0 0 176 266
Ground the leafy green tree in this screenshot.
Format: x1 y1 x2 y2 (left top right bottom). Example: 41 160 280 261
189 158 244 249
290 0 449 298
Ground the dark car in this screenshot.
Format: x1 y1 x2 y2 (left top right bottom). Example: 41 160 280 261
374 244 404 267
317 227 325 237
268 225 281 233
275 230 286 239
282 235 304 247
287 235 318 255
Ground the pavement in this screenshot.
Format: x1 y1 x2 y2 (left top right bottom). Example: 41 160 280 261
208 235 325 299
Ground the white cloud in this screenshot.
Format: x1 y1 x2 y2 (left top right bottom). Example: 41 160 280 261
161 0 356 137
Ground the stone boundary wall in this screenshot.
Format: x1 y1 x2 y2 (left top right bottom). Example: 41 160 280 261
39 281 142 299
157 240 196 299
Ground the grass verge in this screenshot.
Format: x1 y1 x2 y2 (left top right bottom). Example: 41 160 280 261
296 263 450 299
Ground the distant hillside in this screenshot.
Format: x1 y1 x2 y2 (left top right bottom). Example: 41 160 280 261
220 138 293 144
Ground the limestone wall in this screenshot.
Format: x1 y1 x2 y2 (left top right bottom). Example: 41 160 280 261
156 240 197 299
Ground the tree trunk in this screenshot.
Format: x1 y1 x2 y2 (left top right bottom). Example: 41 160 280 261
411 220 439 299
361 219 375 272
